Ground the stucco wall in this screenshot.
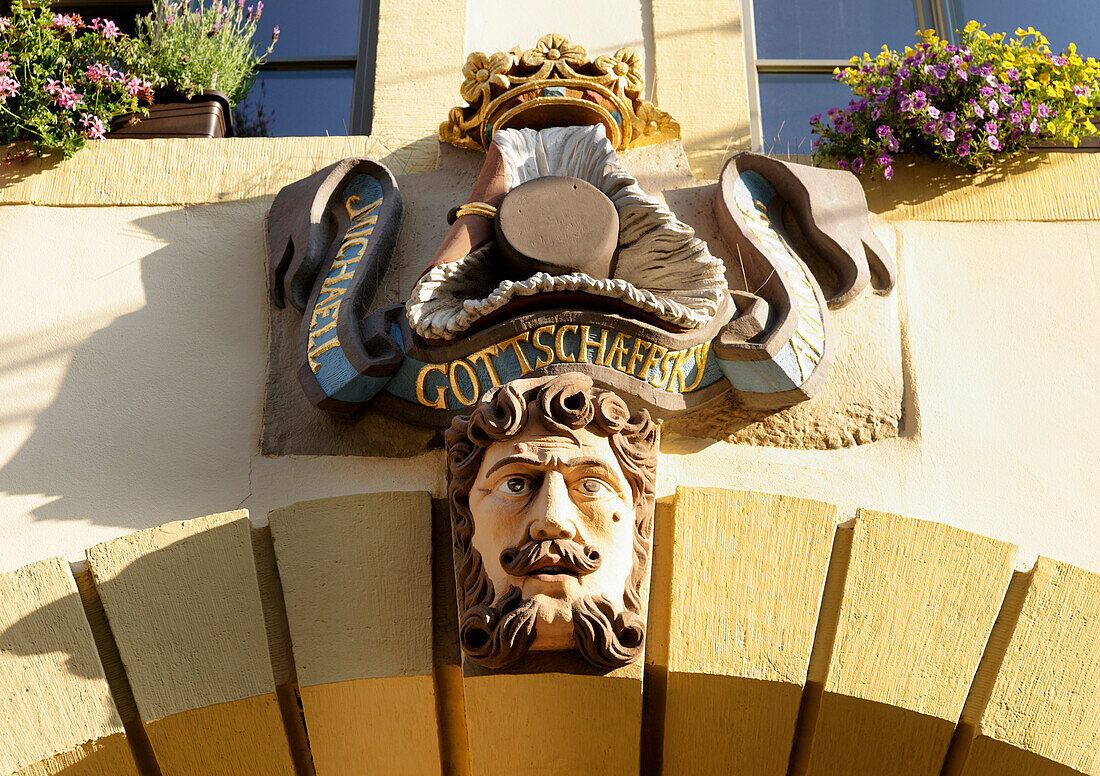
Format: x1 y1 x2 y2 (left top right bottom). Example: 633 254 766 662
0 143 1097 574
0 0 1097 576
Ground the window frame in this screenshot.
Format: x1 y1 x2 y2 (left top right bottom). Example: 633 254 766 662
741 0 956 152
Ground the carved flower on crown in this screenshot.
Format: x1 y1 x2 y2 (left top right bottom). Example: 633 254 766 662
594 48 644 96
633 101 671 137
460 51 512 103
521 33 588 71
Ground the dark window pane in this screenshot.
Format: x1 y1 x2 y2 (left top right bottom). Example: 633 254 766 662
753 0 921 59
953 0 1100 55
253 0 361 59
244 70 353 136
758 72 856 153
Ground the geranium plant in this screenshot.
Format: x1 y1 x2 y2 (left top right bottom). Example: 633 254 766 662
811 22 1100 177
137 0 279 106
0 1 153 159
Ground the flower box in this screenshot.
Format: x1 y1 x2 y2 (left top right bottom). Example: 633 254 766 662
108 89 233 139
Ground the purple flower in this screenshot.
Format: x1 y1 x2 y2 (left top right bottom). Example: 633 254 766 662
979 85 995 97
940 127 956 141
956 68 968 81
887 135 899 152
932 64 949 79
1000 93 1013 106
923 121 935 135
838 121 855 135
1029 118 1041 134
876 154 893 166
851 158 864 173
1074 85 1089 97
984 120 999 134
810 113 822 124
1049 54 1068 66
876 124 892 137
988 135 1001 150
958 144 971 157
883 165 894 180
1004 68 1020 81
1037 103 1051 118
927 105 941 119
944 111 956 123
837 159 849 169
1009 111 1022 125
972 103 985 119
871 107 882 120
987 99 999 115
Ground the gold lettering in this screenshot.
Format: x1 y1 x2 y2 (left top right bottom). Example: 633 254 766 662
468 346 502 388
415 363 448 409
554 326 578 363
307 338 339 369
606 332 630 371
626 337 648 376
346 195 382 219
665 348 692 392
579 326 608 365
640 344 668 385
449 360 480 406
683 343 711 392
315 287 343 311
653 350 676 389
532 326 555 368
499 332 534 374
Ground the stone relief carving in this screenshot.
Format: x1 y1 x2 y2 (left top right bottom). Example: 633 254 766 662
446 373 657 669
262 34 905 668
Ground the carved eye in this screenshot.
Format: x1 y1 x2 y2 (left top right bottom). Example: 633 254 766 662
578 478 613 497
503 476 531 494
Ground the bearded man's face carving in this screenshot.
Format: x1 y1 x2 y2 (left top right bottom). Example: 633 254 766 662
446 373 658 670
469 417 637 652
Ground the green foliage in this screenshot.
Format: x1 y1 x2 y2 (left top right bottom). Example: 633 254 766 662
137 0 278 106
811 23 1100 177
0 1 153 159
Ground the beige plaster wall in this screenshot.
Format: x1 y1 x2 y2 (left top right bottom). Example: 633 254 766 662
0 162 1097 574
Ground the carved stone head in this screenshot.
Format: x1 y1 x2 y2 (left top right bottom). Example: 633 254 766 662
445 373 659 669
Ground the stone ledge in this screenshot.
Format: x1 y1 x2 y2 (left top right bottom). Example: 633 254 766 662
2 137 1098 222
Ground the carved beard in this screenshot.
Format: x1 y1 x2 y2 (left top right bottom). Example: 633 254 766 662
458 539 646 670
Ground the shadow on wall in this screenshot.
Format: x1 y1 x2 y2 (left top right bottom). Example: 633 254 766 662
0 200 271 532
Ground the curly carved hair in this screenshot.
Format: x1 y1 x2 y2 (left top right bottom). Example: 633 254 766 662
445 372 659 669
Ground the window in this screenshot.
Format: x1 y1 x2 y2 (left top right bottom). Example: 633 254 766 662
744 0 1100 153
25 0 377 136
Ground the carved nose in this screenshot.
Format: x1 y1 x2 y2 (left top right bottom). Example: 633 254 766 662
528 472 579 541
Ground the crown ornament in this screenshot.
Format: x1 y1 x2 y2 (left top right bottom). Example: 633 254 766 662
439 33 680 152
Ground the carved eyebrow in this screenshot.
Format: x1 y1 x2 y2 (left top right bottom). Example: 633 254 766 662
482 453 621 484
482 452 551 480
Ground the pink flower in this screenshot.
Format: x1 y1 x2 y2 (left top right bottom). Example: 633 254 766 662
987 135 1001 151
0 57 9 77
957 144 970 157
0 75 19 103
1037 103 1051 118
80 113 106 140
256 1 264 19
1029 118 1041 134
46 79 82 110
51 13 76 31
0 17 10 32
125 76 145 96
272 25 280 42
45 78 62 95
883 165 894 180
99 20 120 39
86 63 107 83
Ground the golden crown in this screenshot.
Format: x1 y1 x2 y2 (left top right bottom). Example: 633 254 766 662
439 33 680 153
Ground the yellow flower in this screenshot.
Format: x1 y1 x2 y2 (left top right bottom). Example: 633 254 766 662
594 48 645 95
521 33 588 70
459 51 511 103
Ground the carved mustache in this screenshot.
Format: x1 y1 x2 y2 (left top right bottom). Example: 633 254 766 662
499 539 602 577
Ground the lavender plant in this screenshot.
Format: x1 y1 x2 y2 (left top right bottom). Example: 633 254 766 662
811 23 1100 177
0 1 154 159
137 0 278 106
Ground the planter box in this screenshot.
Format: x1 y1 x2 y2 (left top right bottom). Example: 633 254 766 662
109 90 233 139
